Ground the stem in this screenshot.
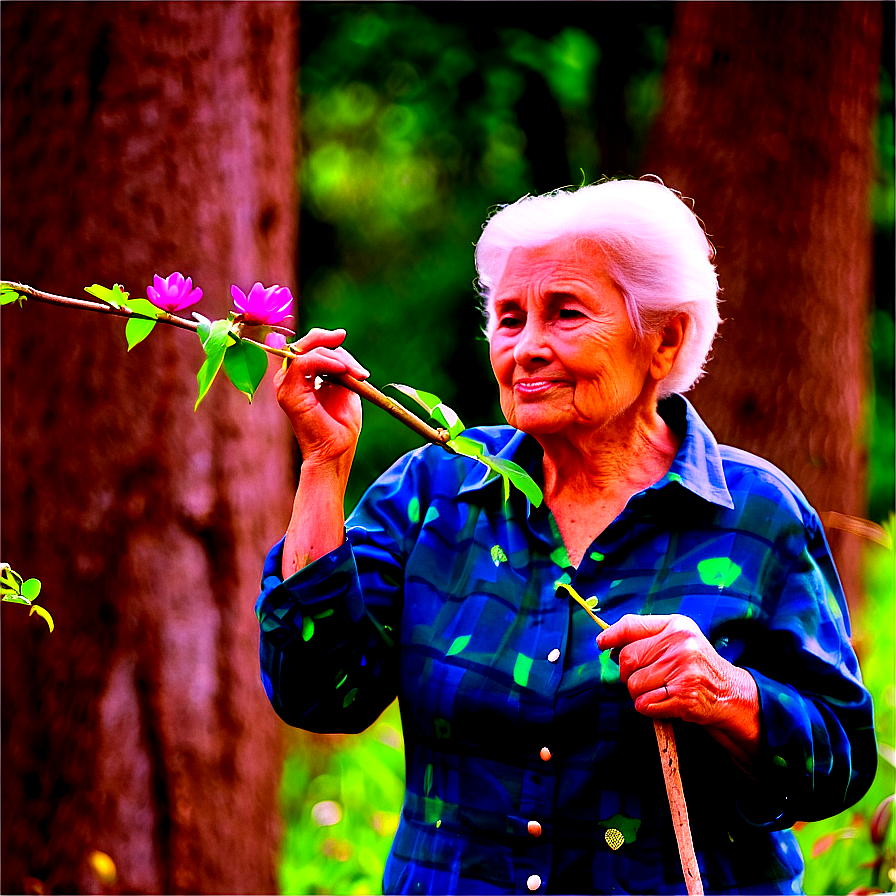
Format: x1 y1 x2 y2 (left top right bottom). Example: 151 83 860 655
3 280 450 447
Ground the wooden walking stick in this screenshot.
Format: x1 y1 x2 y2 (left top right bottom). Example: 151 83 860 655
558 583 705 896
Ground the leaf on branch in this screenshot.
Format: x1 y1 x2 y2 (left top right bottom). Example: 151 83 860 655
388 384 466 438
29 604 54 632
430 403 465 439
388 384 443 415
85 283 130 309
446 435 486 458
0 562 23 594
195 319 235 410
193 312 212 343
2 594 32 606
1 285 25 306
478 454 544 507
223 339 268 403
124 299 161 350
20 577 41 601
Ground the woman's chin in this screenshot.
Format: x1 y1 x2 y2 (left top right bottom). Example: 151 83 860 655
505 407 573 436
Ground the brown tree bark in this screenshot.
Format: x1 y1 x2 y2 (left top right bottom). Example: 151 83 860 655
643 1 883 606
1 3 297 893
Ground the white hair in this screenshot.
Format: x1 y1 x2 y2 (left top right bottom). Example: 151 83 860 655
475 177 721 396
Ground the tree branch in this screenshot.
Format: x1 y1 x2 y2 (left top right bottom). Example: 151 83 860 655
2 280 450 447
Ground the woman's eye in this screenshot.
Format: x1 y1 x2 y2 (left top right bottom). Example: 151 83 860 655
558 308 584 320
498 315 522 329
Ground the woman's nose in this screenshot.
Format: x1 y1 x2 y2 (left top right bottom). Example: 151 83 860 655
513 319 552 367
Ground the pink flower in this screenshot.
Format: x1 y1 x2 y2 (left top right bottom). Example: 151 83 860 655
146 272 203 313
265 332 287 350
231 282 294 326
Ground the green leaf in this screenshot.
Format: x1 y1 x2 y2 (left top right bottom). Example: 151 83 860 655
85 283 129 309
490 457 544 507
1 286 24 306
223 339 268 403
20 578 41 600
195 319 234 410
2 594 31 605
387 383 443 415
446 435 486 458
126 298 160 320
29 604 54 632
193 312 212 344
430 403 465 439
0 563 23 592
126 316 158 350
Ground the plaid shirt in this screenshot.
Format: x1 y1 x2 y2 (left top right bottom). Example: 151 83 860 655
256 395 875 895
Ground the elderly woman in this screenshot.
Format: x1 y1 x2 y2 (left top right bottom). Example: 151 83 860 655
256 178 875 895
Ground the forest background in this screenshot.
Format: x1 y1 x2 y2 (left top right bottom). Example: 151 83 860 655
1 2 893 895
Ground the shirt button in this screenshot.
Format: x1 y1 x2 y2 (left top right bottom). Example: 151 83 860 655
539 747 552 762
547 648 561 663
527 874 542 891
527 820 542 837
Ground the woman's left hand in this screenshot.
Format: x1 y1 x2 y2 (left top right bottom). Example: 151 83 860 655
597 614 760 764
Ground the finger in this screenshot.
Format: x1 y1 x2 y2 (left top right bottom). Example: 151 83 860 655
291 327 348 353
597 613 674 651
633 684 675 718
282 348 366 385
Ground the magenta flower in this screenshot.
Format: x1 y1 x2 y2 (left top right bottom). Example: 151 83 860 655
265 332 287 350
146 272 203 313
231 282 294 326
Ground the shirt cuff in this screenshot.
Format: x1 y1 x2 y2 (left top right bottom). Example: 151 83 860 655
727 666 806 829
255 536 362 647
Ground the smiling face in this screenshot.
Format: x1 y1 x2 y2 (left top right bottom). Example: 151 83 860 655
488 237 666 439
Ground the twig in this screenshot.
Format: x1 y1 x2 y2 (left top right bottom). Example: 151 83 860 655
561 581 704 895
2 280 450 447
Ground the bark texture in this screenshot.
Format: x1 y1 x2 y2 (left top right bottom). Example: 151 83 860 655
1 3 297 893
644 1 883 605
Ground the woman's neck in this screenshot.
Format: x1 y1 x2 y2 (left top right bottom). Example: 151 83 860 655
540 403 679 499
537 403 682 566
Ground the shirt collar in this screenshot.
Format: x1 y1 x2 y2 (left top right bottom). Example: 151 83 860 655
456 393 734 511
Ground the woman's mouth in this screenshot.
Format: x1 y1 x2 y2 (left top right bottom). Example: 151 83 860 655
513 378 565 396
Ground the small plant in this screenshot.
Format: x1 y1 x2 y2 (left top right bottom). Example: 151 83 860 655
0 563 53 631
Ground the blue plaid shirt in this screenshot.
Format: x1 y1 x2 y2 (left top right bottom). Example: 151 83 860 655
256 395 876 895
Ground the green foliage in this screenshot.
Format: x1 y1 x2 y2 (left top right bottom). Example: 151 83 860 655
1 284 25 306
124 299 161 349
223 338 269 404
195 317 236 409
869 308 896 524
85 282 131 308
278 702 405 895
795 531 896 895
1 563 54 631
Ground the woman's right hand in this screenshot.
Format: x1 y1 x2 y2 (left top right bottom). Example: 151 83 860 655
273 328 369 466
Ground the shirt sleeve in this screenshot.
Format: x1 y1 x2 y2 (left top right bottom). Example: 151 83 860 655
255 448 428 734
735 511 877 829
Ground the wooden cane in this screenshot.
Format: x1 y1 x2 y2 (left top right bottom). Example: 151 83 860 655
654 718 704 895
558 583 705 895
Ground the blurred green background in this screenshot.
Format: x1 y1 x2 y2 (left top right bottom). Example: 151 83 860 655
281 3 895 893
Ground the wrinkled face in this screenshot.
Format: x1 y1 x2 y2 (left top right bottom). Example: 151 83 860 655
488 237 660 438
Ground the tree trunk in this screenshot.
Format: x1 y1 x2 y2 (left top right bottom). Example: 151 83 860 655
643 1 883 606
1 3 297 893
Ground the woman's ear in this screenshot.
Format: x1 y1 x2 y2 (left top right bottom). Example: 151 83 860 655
650 313 687 382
